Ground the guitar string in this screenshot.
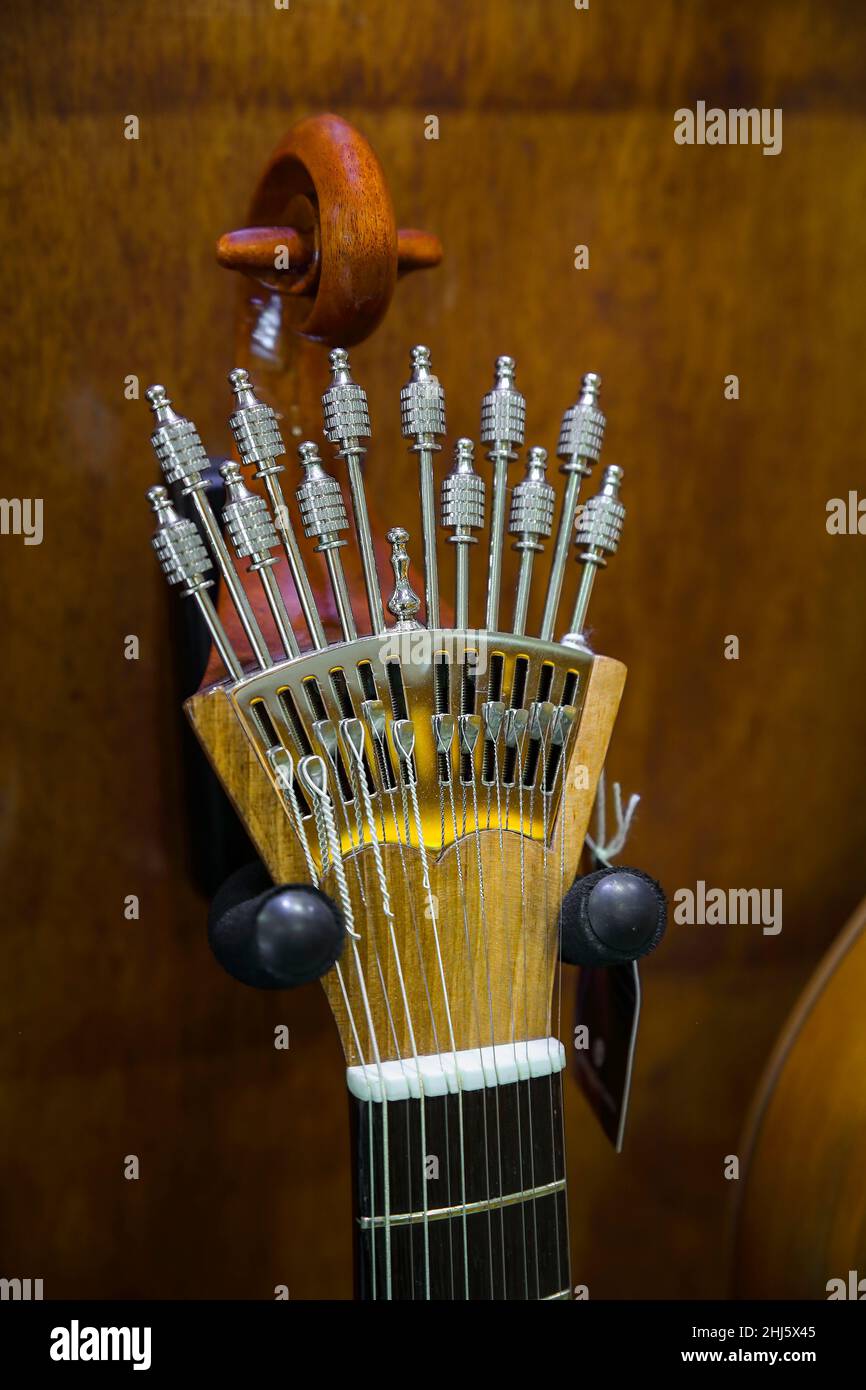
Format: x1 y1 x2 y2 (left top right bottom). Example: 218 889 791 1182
396 747 455 1299
539 721 562 1298
467 757 508 1299
374 731 440 1300
446 771 496 1299
556 740 572 1296
343 724 430 1303
276 763 383 1300
309 773 394 1300
402 750 469 1300
514 733 538 1299
542 722 569 1295
490 704 532 1298
494 735 530 1300
342 739 418 1302
327 758 394 1306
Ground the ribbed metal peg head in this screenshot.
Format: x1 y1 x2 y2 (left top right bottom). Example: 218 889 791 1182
146 385 208 485
558 372 606 469
219 459 281 561
322 347 371 444
441 438 485 536
400 344 446 440
228 368 287 471
509 447 555 544
147 483 212 587
575 464 625 557
295 441 350 546
480 355 525 448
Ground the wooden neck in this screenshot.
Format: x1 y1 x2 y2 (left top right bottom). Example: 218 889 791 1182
350 1071 571 1301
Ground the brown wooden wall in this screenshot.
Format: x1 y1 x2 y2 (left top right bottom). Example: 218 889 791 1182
1 0 865 1298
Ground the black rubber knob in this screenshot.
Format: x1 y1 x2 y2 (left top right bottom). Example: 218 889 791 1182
560 865 666 967
208 861 345 989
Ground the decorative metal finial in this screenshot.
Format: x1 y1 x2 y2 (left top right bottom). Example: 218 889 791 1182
386 527 422 630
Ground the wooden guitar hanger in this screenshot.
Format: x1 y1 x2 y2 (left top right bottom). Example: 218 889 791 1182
216 112 442 343
205 113 443 680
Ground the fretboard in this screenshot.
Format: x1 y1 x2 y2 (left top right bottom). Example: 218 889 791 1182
350 1068 571 1301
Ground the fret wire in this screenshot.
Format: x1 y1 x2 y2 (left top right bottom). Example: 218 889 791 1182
358 1177 567 1230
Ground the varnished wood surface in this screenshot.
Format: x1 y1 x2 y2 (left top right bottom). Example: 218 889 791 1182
188 655 625 1061
1 0 866 1299
731 898 866 1298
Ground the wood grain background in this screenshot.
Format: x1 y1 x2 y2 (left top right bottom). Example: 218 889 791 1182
1 0 865 1298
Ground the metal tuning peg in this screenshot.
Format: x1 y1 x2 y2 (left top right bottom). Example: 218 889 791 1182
295 441 357 642
386 527 422 630
481 355 525 632
400 345 446 629
227 368 326 650
509 446 555 636
147 485 243 681
219 462 300 660
321 348 386 635
440 438 485 630
561 464 625 650
540 372 605 641
145 384 272 670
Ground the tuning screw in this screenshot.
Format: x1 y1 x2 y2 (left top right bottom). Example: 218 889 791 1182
146 385 271 669
561 464 625 649
219 462 300 659
227 368 326 650
480 355 525 631
147 485 243 681
400 345 446 630
322 348 385 634
295 442 356 642
441 438 485 629
509 446 555 636
386 527 422 630
540 373 606 641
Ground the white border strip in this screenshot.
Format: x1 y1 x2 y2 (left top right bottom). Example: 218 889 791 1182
346 1037 566 1103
